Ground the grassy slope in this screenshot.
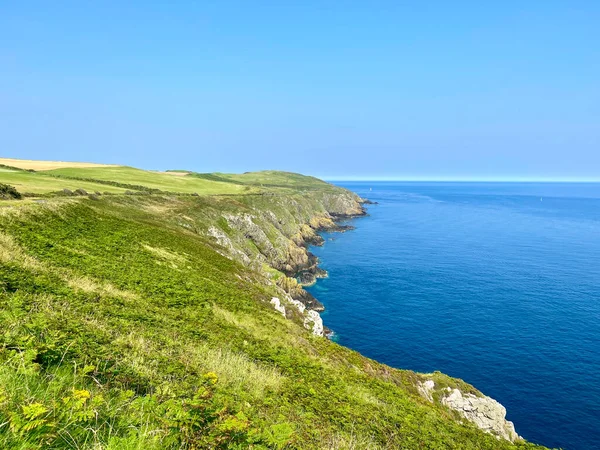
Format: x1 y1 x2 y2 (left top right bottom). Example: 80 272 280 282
1 158 337 196
0 170 129 194
198 171 337 190
45 167 251 195
0 164 548 449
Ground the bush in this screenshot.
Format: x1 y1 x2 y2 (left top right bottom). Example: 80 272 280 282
0 183 22 200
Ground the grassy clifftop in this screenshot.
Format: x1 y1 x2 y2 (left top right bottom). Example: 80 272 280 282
0 160 547 449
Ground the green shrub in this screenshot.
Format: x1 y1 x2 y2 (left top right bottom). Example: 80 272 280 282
0 183 22 200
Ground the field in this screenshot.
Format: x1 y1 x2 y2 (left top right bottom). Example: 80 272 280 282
0 157 116 171
0 159 340 197
0 170 129 194
45 166 251 195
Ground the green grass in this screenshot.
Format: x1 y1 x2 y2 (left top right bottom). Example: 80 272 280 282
0 170 128 194
196 171 339 191
46 167 251 195
1 164 345 198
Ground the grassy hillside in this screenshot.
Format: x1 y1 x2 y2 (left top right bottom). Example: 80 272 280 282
195 171 339 190
1 158 343 197
45 167 251 195
0 160 548 449
0 169 129 194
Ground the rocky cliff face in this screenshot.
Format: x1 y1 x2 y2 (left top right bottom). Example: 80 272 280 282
202 189 366 337
442 388 519 442
418 378 519 442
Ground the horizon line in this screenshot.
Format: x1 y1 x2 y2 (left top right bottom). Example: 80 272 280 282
319 177 600 183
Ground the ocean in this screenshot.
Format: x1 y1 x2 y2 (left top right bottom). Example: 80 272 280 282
306 182 600 450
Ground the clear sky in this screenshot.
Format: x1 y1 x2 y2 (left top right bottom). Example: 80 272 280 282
1 1 599 180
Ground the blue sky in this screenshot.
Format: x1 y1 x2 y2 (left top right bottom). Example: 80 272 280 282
1 1 599 180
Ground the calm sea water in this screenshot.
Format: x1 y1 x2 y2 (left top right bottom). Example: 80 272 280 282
307 182 600 450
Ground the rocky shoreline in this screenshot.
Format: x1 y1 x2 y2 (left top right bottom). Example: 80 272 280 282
289 201 369 302
287 200 371 337
204 188 369 334
292 222 357 288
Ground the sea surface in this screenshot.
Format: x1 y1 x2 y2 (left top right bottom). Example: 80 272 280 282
306 182 600 450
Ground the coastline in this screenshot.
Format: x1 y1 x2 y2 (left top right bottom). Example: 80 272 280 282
290 200 371 337
296 190 526 445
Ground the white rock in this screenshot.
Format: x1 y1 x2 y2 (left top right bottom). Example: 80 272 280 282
441 388 519 442
288 297 306 314
270 297 286 317
417 380 436 402
207 226 251 265
304 309 324 336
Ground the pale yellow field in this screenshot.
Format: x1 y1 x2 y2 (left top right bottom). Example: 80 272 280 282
0 157 117 171
157 171 189 177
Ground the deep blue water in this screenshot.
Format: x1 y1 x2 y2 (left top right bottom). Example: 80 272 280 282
307 182 600 450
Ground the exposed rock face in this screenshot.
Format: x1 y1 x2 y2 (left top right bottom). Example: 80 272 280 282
275 276 324 311
321 193 366 217
442 388 519 442
292 223 325 247
270 297 286 317
287 296 306 314
223 213 282 264
296 267 327 287
416 379 519 442
205 189 366 339
270 295 323 336
304 310 324 337
222 213 313 276
417 380 436 402
207 226 251 265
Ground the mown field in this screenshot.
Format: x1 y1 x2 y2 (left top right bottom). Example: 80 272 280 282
0 159 549 449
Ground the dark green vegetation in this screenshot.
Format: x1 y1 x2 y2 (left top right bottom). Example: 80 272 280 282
0 164 548 449
0 184 22 200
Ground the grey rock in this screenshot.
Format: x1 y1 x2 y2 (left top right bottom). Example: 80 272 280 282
441 388 519 442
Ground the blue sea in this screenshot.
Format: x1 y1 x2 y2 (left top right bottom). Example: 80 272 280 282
307 182 600 450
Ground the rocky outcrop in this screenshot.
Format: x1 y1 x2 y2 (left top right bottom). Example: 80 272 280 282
442 388 519 442
270 297 286 317
207 226 251 265
296 267 327 287
270 295 323 336
275 276 324 311
321 192 366 218
417 379 519 442
304 310 324 337
417 379 436 402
